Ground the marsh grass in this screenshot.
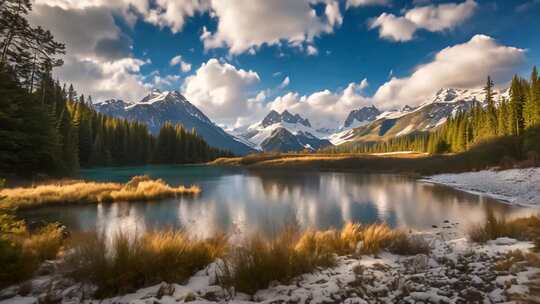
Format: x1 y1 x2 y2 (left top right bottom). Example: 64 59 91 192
64 230 226 298
0 175 200 209
468 209 540 244
0 211 64 288
219 223 424 294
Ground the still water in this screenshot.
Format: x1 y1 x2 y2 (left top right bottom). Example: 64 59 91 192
19 165 533 238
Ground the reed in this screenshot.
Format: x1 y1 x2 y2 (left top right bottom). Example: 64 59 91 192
64 230 226 298
0 211 64 288
219 222 422 294
468 209 540 243
0 175 200 209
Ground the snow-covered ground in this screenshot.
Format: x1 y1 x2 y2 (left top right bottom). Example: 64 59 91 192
422 167 540 208
2 223 539 304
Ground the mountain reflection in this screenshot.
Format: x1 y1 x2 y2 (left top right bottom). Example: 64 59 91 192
20 170 535 240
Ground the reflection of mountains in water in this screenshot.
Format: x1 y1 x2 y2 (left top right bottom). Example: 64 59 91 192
19 171 532 242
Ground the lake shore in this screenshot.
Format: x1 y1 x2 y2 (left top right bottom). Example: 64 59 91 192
2 220 539 304
422 167 540 209
208 148 527 176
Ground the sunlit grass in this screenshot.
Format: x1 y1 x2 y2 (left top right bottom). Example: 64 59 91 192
64 230 226 298
0 175 200 209
0 211 65 288
468 209 540 244
219 222 428 294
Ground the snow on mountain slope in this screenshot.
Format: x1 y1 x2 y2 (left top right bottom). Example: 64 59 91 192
94 90 255 155
334 87 508 145
241 111 331 152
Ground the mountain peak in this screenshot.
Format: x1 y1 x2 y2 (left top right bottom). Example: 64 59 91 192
261 110 311 128
343 105 380 128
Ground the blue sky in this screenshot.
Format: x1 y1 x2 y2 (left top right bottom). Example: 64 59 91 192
30 0 540 128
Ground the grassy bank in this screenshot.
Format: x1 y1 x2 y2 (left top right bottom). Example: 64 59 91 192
3 213 540 297
468 209 540 247
65 231 227 297
0 210 65 288
211 133 540 175
0 175 200 209
61 223 428 297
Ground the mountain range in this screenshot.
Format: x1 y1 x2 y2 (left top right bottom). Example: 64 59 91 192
93 87 505 154
93 90 255 155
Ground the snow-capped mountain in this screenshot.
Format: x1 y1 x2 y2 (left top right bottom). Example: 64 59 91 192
241 110 331 152
343 106 380 128
332 87 508 145
94 90 255 155
261 110 312 128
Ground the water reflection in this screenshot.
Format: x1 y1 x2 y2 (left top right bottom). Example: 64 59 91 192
19 168 535 241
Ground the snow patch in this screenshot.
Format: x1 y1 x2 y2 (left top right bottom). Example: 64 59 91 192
422 168 540 208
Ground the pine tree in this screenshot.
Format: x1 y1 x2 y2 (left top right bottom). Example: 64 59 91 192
508 75 526 136
524 66 540 128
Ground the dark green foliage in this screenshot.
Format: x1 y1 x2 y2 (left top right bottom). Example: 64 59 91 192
0 1 232 177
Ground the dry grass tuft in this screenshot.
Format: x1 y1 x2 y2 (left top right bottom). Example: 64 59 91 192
219 222 426 294
0 211 65 288
386 232 431 256
0 175 200 209
468 209 540 244
64 230 225 298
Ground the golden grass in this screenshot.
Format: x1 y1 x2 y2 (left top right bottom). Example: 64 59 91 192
468 209 540 244
219 222 428 294
0 175 200 209
0 211 65 288
65 230 226 298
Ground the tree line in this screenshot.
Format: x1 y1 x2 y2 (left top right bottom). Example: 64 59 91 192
0 1 232 177
323 66 540 156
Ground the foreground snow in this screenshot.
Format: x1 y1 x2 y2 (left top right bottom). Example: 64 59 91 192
2 223 539 304
422 167 540 208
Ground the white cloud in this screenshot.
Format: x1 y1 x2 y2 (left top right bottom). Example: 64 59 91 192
182 59 261 126
56 57 150 102
369 13 417 42
143 0 209 33
150 73 181 90
279 76 290 89
268 79 371 129
370 0 477 42
373 35 526 109
306 45 319 56
201 0 341 55
346 0 390 8
404 0 478 32
325 0 343 27
169 55 192 72
29 3 150 102
266 35 525 128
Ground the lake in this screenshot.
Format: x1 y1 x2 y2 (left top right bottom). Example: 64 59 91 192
19 165 534 239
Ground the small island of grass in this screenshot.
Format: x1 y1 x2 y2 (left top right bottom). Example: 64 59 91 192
0 175 200 210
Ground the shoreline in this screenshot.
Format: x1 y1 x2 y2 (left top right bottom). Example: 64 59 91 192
421 167 540 210
2 221 538 303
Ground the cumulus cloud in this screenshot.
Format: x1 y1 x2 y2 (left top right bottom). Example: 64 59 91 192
143 0 209 33
265 35 525 128
182 59 261 126
56 57 150 102
373 35 526 109
169 55 192 72
29 3 150 102
369 13 417 42
267 79 371 129
201 0 341 55
370 0 477 42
